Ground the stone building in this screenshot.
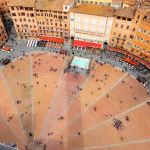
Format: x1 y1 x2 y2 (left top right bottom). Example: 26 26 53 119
109 6 137 51
8 0 74 39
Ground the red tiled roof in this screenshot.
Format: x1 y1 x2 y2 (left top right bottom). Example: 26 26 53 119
73 40 102 48
107 46 150 68
38 36 64 43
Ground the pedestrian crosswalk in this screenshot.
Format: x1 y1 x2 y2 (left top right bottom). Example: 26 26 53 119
26 39 63 49
26 39 39 48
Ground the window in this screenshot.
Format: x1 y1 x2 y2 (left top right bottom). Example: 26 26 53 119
59 16 62 19
12 13 16 16
21 13 25 16
84 18 88 24
126 25 129 29
117 16 121 19
64 16 67 19
92 19 96 25
121 25 123 28
115 23 118 27
30 14 34 17
20 6 23 10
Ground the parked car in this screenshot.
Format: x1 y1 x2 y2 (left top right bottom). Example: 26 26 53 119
2 45 13 52
2 58 11 65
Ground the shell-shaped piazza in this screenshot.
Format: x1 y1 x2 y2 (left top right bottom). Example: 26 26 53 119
0 52 149 150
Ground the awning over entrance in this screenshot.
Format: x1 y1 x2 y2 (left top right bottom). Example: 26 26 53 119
73 40 102 48
107 46 150 69
142 52 150 58
38 36 64 43
123 57 139 67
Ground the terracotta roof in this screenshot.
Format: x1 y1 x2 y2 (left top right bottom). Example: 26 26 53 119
123 0 136 5
35 0 74 11
8 0 36 7
142 0 150 6
112 0 123 5
70 4 115 17
115 6 137 18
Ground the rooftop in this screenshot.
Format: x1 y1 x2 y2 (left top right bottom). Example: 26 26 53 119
70 4 115 17
8 0 74 10
35 0 74 11
115 6 137 18
8 0 36 7
123 0 136 5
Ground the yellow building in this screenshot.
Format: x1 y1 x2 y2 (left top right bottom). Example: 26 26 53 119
132 9 150 62
8 0 38 39
109 6 137 50
8 0 74 39
70 4 115 43
0 17 8 46
0 0 10 19
35 0 74 38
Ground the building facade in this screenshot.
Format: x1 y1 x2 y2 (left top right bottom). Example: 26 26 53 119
8 0 38 39
0 0 10 20
76 0 123 7
0 17 8 46
70 4 115 44
109 6 137 51
111 0 123 8
35 0 74 39
8 0 74 39
131 8 150 62
76 0 112 6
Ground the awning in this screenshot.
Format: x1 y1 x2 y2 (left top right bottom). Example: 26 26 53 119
107 46 150 69
38 36 64 43
123 57 139 66
142 52 150 58
73 40 102 48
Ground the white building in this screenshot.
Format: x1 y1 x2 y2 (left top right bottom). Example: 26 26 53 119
70 4 115 44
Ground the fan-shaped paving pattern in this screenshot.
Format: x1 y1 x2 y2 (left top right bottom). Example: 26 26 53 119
0 52 149 150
